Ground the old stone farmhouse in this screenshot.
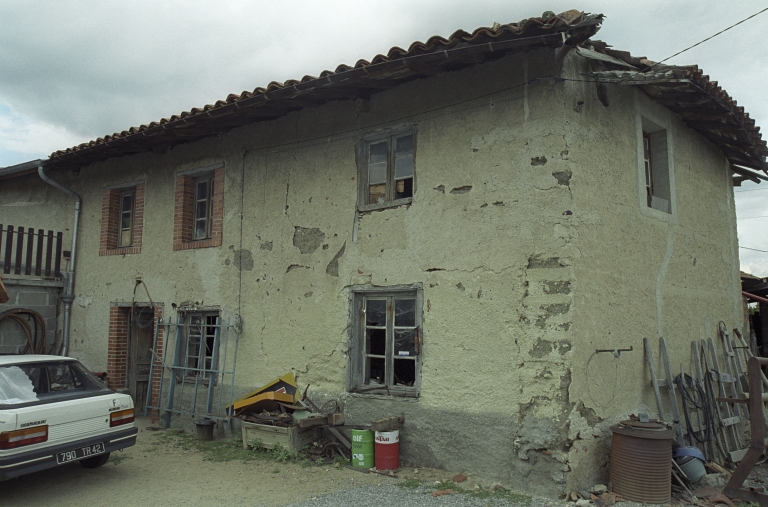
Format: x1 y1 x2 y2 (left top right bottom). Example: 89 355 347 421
1 10 767 494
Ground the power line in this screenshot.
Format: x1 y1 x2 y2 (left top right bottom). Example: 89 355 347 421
735 187 768 193
741 246 768 254
738 215 768 220
656 7 768 65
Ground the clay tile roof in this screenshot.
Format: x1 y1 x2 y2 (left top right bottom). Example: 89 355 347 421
47 10 602 170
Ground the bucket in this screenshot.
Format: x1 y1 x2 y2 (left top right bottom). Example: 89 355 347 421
194 418 215 441
351 429 374 468
674 446 706 483
374 430 399 470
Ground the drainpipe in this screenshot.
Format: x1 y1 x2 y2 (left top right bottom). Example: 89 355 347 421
37 163 81 357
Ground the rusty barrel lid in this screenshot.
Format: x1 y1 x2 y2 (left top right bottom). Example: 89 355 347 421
610 420 674 440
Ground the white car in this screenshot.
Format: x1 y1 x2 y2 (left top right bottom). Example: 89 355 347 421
0 355 137 480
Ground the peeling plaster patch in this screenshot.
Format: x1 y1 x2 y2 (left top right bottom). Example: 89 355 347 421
450 185 472 194
75 295 92 308
322 244 329 250
260 241 273 251
492 201 505 206
234 249 254 271
286 264 309 273
527 257 562 269
529 339 554 358
293 227 325 254
552 169 572 186
543 281 571 295
456 282 465 292
326 242 346 277
304 291 314 298
535 304 571 328
434 185 445 193
576 402 602 426
531 156 548 166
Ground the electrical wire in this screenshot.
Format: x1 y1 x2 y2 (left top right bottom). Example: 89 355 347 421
735 187 768 193
654 7 768 65
737 215 768 220
674 372 712 445
740 246 768 254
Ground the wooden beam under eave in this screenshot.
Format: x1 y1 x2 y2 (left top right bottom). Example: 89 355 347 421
404 60 442 76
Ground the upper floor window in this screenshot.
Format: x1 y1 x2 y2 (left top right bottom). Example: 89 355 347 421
194 175 214 240
637 113 674 217
173 165 224 251
118 189 135 247
99 183 144 256
358 126 416 211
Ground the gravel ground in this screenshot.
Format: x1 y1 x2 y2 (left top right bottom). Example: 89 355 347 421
283 483 548 507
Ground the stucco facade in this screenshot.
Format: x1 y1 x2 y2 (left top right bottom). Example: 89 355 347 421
0 45 745 494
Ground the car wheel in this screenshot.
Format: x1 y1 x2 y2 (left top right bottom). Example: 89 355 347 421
79 453 110 469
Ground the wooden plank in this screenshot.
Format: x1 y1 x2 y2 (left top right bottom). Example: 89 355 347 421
692 341 715 461
54 232 62 277
371 416 404 432
707 337 742 452
44 230 53 277
644 337 666 422
34 229 43 276
24 227 34 276
659 337 684 445
13 226 23 275
701 340 732 458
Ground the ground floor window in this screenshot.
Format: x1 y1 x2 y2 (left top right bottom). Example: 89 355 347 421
348 286 422 397
179 311 220 379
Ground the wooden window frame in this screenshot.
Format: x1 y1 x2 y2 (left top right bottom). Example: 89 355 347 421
356 125 417 212
347 284 423 398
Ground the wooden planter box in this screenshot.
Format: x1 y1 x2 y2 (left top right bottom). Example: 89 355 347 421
240 421 319 451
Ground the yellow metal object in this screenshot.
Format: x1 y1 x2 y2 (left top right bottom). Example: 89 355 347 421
229 372 299 415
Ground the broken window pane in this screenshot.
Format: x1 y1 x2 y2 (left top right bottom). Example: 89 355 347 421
394 299 415 327
395 178 413 200
366 329 386 356
365 357 386 384
366 299 386 327
393 359 415 386
395 329 415 356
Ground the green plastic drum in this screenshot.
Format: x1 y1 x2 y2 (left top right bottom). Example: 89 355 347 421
351 429 374 468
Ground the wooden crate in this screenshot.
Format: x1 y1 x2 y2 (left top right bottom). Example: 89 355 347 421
241 421 319 451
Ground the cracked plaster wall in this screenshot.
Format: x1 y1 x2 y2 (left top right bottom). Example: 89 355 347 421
0 46 742 496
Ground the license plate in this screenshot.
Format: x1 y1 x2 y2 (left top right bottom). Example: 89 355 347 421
56 442 106 464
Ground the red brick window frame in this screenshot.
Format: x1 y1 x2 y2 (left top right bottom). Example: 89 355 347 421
99 183 144 256
173 167 224 251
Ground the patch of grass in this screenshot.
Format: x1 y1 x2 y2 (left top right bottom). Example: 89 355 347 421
398 479 423 489
109 453 131 466
148 429 315 465
271 468 280 474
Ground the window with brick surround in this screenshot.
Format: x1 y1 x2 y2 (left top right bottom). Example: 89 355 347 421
173 167 224 250
99 184 144 256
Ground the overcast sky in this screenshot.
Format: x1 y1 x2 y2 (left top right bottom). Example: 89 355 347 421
1 0 766 276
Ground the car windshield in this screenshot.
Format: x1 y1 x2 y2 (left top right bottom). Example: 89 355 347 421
0 360 109 407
